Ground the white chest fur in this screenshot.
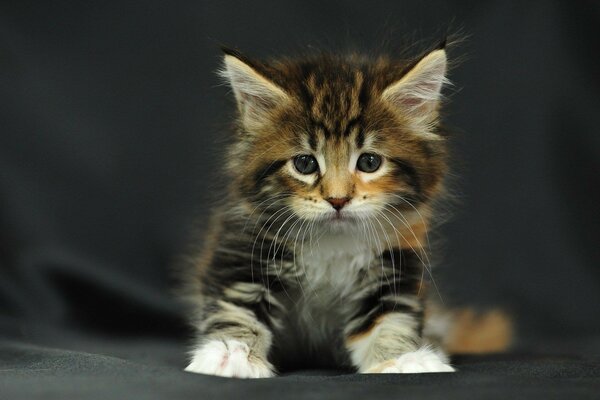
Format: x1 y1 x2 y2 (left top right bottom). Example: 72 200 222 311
298 231 375 297
279 231 377 349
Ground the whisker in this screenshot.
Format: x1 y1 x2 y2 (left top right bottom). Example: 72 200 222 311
389 194 432 251
290 216 309 298
266 210 298 301
384 203 432 268
382 202 443 303
300 215 322 301
370 214 394 295
249 205 289 283
242 194 290 233
253 206 293 306
374 209 405 300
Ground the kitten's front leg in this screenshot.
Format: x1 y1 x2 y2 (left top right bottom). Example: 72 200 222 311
345 311 454 373
345 248 455 374
185 299 275 378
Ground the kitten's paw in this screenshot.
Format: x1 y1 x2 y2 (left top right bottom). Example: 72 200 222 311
365 347 455 374
185 340 274 378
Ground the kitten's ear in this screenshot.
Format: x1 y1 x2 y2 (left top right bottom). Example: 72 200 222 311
381 48 448 121
220 50 289 125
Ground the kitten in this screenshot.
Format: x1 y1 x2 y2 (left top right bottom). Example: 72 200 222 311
182 42 496 378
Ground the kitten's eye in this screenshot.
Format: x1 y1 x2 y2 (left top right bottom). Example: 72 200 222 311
357 153 382 173
293 155 319 174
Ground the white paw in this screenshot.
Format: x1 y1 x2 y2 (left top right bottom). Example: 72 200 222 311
184 340 274 378
366 347 455 374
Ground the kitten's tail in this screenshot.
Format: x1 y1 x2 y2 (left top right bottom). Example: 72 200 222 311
424 305 514 354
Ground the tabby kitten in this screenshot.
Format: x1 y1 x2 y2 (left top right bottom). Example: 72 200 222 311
185 42 456 377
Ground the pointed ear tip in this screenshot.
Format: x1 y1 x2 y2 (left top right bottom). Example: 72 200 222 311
220 46 245 62
437 37 447 50
222 52 248 70
220 45 236 55
222 54 236 66
424 48 447 66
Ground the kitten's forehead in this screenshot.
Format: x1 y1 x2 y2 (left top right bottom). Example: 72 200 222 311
304 123 364 159
283 63 371 156
304 68 365 139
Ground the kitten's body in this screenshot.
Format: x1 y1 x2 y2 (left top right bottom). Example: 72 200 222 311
275 231 376 368
183 44 507 378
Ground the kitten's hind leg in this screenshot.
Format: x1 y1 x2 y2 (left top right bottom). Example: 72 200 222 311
185 301 275 378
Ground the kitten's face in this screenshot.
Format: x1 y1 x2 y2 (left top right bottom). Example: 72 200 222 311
280 118 429 230
223 48 448 231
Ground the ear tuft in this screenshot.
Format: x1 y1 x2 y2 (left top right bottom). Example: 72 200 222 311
381 48 449 121
436 37 447 50
220 45 244 59
220 52 289 125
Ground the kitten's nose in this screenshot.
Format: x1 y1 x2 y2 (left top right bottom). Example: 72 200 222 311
326 197 350 211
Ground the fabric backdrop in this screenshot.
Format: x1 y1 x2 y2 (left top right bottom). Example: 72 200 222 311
0 1 599 399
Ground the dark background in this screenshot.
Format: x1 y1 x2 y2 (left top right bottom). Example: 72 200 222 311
1 1 599 399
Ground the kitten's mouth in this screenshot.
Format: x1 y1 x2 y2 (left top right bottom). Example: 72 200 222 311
327 211 356 223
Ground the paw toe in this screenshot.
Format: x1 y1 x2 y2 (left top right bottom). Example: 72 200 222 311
365 348 455 374
185 340 274 378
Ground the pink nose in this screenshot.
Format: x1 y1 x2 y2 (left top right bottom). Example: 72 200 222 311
326 197 350 211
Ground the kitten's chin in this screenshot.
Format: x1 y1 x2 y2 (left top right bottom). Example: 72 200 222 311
320 212 360 232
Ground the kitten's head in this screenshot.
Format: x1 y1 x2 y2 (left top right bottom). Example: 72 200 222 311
221 45 450 231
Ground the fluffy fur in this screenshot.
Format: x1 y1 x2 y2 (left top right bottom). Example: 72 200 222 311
181 42 507 378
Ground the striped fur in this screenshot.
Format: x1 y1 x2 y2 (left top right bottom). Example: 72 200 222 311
184 43 457 377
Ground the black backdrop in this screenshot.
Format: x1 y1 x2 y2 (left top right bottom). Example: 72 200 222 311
1 1 599 399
